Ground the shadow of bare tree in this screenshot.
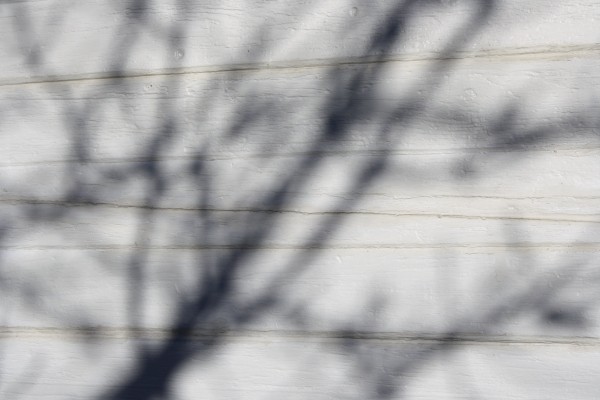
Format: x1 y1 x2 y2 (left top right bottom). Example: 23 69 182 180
1 1 600 399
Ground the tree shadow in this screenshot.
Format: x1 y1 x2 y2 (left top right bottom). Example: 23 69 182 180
1 0 600 399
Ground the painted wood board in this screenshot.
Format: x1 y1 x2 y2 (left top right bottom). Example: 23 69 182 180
1 150 599 214
1 201 600 249
1 247 599 338
1 1 600 84
0 334 599 399
2 56 599 164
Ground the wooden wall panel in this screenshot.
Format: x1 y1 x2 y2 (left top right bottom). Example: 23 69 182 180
1 58 599 220
1 1 600 84
1 151 599 213
1 1 600 398
1 248 599 338
1 56 599 164
0 203 599 249
1 334 599 399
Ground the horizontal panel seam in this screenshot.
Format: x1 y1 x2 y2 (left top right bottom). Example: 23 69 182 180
1 43 599 88
1 144 599 167
0 198 599 223
2 244 600 250
1 327 599 346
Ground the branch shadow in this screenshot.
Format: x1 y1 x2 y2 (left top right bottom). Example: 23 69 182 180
1 0 600 399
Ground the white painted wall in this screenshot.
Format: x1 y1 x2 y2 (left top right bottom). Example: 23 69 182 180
1 1 600 398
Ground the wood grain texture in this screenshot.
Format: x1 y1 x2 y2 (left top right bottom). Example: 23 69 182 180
1 0 600 84
1 334 599 399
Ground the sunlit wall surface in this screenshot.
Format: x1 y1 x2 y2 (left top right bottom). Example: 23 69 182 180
1 1 600 399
